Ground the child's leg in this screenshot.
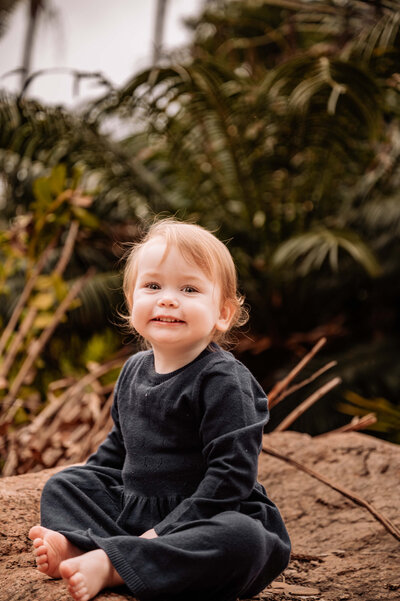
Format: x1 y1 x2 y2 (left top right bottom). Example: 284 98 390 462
39 465 126 549
30 464 125 580
87 510 291 601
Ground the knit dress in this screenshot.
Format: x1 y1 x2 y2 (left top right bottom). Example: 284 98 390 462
40 344 291 601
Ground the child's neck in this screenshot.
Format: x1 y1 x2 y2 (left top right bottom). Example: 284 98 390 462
152 342 210 374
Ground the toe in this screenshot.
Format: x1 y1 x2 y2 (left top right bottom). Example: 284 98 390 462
69 572 84 588
69 580 85 593
70 583 87 598
35 544 47 556
59 559 76 580
36 554 48 565
29 525 43 540
33 538 44 549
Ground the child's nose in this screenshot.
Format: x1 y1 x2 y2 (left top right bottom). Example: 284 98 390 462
157 295 179 308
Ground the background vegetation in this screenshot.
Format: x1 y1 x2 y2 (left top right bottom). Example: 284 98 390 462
1 0 400 474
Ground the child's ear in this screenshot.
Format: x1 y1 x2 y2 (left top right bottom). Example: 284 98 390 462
215 300 235 333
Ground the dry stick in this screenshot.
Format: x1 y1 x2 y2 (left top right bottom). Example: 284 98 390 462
27 364 120 461
1 269 94 419
78 391 115 459
273 376 342 432
268 337 327 406
28 357 123 434
48 377 77 392
316 413 377 437
0 222 79 378
53 220 79 276
270 360 337 409
0 305 37 378
0 238 57 358
262 442 400 543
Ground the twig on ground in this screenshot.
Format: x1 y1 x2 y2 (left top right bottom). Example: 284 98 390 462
262 442 400 543
28 357 123 435
316 413 377 437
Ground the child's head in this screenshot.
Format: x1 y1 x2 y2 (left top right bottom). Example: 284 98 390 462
123 218 248 346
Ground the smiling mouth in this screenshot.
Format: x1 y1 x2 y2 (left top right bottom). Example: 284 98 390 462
152 317 184 323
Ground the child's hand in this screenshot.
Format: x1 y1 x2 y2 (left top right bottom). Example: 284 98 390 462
139 528 158 539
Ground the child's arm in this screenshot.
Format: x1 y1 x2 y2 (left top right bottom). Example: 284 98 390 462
153 360 268 535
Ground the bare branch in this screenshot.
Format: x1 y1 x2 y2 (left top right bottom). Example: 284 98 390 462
1 269 94 421
270 360 337 408
54 220 79 277
316 413 377 437
0 305 37 379
273 376 342 432
262 442 400 543
268 337 327 405
0 238 56 358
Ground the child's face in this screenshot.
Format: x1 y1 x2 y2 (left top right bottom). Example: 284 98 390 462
131 238 232 364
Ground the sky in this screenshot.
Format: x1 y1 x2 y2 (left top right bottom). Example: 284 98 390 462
0 0 204 108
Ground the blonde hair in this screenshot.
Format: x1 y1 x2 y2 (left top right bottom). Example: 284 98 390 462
123 218 248 346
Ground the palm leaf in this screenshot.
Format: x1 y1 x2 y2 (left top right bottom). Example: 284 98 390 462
272 227 382 277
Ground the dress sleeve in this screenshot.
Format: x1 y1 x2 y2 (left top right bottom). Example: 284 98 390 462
153 360 269 535
85 377 126 470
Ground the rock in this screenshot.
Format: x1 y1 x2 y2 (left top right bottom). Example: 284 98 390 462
0 432 399 601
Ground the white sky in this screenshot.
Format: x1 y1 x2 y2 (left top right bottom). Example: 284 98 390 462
0 0 203 107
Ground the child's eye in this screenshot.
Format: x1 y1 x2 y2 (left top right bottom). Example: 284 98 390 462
145 282 160 290
182 286 198 293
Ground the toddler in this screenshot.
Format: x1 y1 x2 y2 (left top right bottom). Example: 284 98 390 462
29 218 291 601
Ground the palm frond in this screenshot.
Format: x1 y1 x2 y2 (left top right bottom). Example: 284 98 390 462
272 227 382 277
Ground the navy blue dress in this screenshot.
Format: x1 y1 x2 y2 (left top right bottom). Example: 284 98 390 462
41 345 291 601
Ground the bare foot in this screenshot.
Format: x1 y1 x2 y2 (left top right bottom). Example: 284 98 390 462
28 525 83 578
59 549 124 601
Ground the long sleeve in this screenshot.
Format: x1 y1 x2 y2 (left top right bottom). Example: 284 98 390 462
153 360 269 535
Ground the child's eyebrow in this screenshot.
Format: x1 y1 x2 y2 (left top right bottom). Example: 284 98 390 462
138 271 162 279
139 271 206 284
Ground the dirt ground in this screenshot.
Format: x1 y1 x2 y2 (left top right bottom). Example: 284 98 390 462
0 431 399 601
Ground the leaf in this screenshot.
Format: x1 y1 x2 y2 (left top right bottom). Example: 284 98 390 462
35 275 55 290
30 292 55 311
32 177 53 209
14 407 29 426
49 164 67 197
33 312 55 329
272 227 382 277
337 391 400 434
71 207 100 229
50 273 69 302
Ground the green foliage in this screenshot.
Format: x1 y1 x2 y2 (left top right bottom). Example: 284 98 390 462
272 227 382 278
1 0 400 440
81 330 121 366
0 164 126 434
338 391 400 444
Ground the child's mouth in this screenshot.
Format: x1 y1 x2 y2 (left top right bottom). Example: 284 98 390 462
152 317 184 323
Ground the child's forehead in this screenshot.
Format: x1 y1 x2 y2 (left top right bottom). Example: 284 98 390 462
138 237 213 277
139 237 181 263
